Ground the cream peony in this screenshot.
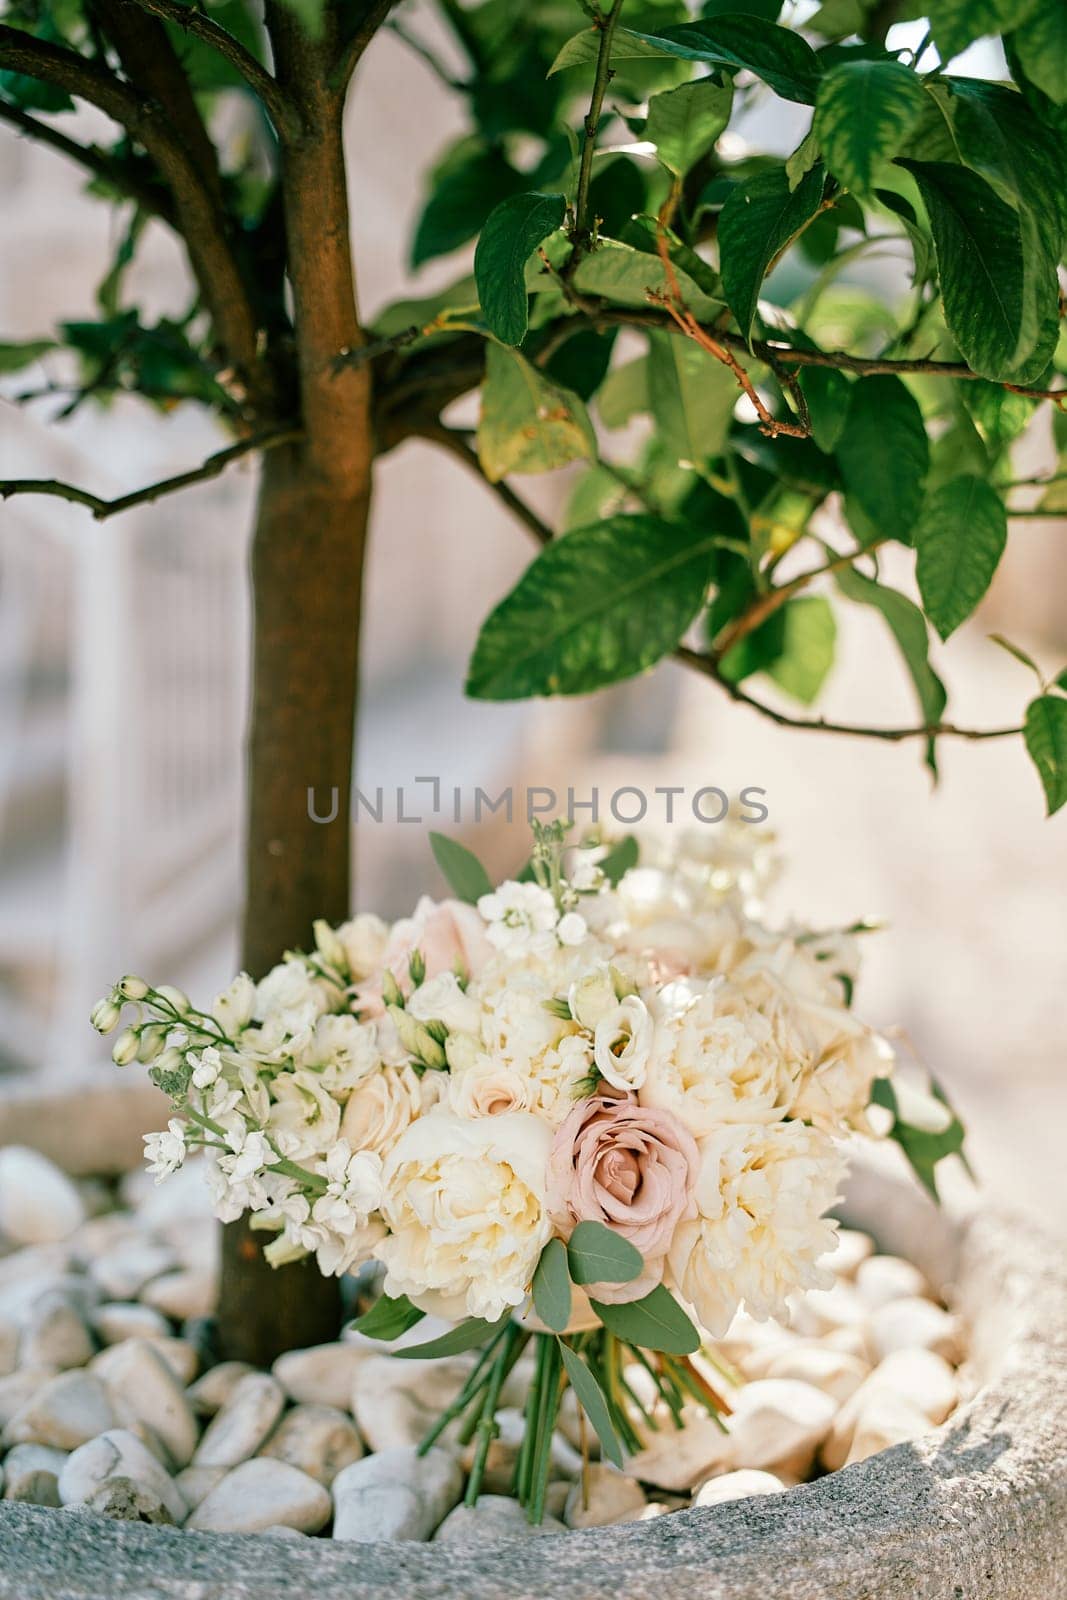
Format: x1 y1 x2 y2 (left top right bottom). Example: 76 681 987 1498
667 1120 844 1335
379 1111 552 1321
641 978 798 1136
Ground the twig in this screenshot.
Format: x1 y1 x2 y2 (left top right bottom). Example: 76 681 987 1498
0 426 299 521
712 545 872 658
386 17 467 90
421 424 553 547
124 0 293 130
0 99 174 224
573 0 626 244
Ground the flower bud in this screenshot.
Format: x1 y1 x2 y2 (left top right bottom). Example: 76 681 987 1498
137 1024 167 1063
90 997 121 1034
313 919 347 971
382 969 404 1009
155 985 190 1015
111 1027 140 1066
153 1046 184 1076
117 975 149 1001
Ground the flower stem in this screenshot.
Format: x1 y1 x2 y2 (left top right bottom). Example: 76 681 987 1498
464 1323 523 1505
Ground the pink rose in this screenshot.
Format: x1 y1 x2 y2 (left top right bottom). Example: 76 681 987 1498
547 1090 698 1304
353 896 493 1017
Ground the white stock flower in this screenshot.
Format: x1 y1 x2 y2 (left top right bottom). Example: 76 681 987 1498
221 1129 279 1184
407 971 481 1035
307 1013 380 1094
593 994 654 1092
667 1120 844 1335
254 958 332 1033
477 881 560 958
556 911 588 946
379 1111 552 1321
190 1047 221 1091
339 1063 424 1155
212 973 256 1034
642 979 798 1136
311 1141 384 1236
267 1069 342 1159
143 1120 186 1183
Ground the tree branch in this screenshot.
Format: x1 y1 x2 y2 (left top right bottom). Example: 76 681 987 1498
334 0 400 88
420 426 1024 746
0 97 175 224
122 0 293 131
574 0 626 243
0 22 271 413
0 426 299 521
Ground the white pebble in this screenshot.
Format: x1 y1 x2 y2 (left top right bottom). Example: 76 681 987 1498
0 1367 59 1428
3 1370 117 1450
855 1255 929 1309
0 1148 86 1245
727 1380 836 1479
192 1373 285 1468
174 1465 227 1510
90 1242 177 1302
0 1318 18 1377
822 1229 874 1279
868 1297 961 1363
332 1446 463 1541
186 1361 256 1417
19 1294 96 1371
186 1457 331 1534
259 1402 364 1485
761 1342 869 1405
564 1463 646 1528
844 1392 933 1465
434 1494 564 1543
273 1342 367 1410
58 1427 186 1522
94 1338 199 1467
627 1413 734 1492
2 1442 68 1505
351 1354 472 1453
91 1303 170 1346
141 1269 217 1321
693 1469 786 1508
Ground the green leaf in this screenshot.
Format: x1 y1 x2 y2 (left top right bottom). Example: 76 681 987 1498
392 1316 506 1359
798 366 850 453
567 1221 644 1286
897 159 1059 383
551 16 821 103
646 76 733 176
466 515 717 700
598 835 639 885
869 1076 967 1202
597 356 650 428
412 139 525 268
428 832 494 904
768 597 837 704
474 192 566 347
835 566 947 761
532 1239 572 1333
572 238 722 321
925 0 1029 60
590 1284 701 1355
914 476 1007 640
347 1292 425 1341
948 79 1066 261
836 375 929 540
1014 0 1067 104
558 1342 624 1468
814 60 925 196
647 329 739 467
718 164 826 344
988 633 1042 680
786 129 820 192
1024 694 1067 815
477 344 596 483
0 338 56 373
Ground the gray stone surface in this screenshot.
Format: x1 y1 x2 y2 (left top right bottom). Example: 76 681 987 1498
0 1150 1064 1596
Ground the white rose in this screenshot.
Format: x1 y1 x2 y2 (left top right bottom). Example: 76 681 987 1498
667 1120 844 1335
379 1111 552 1322
593 995 653 1091
568 965 617 1030
407 971 481 1035
336 913 389 978
448 1055 534 1118
339 1064 423 1155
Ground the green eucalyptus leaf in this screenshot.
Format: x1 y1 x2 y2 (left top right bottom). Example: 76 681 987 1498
466 514 718 700
532 1239 572 1332
475 192 566 347
718 163 826 345
590 1284 701 1355
347 1293 425 1341
1024 694 1067 815
836 375 929 541
567 1221 644 1286
393 1316 506 1359
477 344 596 483
558 1343 624 1468
897 159 1060 384
646 75 733 176
814 59 926 195
914 476 1007 640
428 832 494 904
869 1076 968 1201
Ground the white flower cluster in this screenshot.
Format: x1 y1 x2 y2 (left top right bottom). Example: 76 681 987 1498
97 827 897 1337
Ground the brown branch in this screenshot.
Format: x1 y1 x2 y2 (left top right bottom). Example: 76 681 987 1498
334 0 400 88
420 425 1023 746
712 546 873 659
0 97 175 224
122 0 292 131
0 426 299 521
0 22 270 413
573 0 626 243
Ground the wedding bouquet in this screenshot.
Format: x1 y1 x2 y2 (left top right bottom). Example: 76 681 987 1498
94 822 962 1520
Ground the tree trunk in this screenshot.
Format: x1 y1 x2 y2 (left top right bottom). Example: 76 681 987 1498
216 445 370 1363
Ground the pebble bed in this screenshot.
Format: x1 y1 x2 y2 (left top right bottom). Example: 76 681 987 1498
0 1144 969 1542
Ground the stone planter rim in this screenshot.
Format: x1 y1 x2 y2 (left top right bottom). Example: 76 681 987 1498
1 1083 1065 1600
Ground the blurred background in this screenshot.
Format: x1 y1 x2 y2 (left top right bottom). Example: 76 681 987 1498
0 10 1064 1224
